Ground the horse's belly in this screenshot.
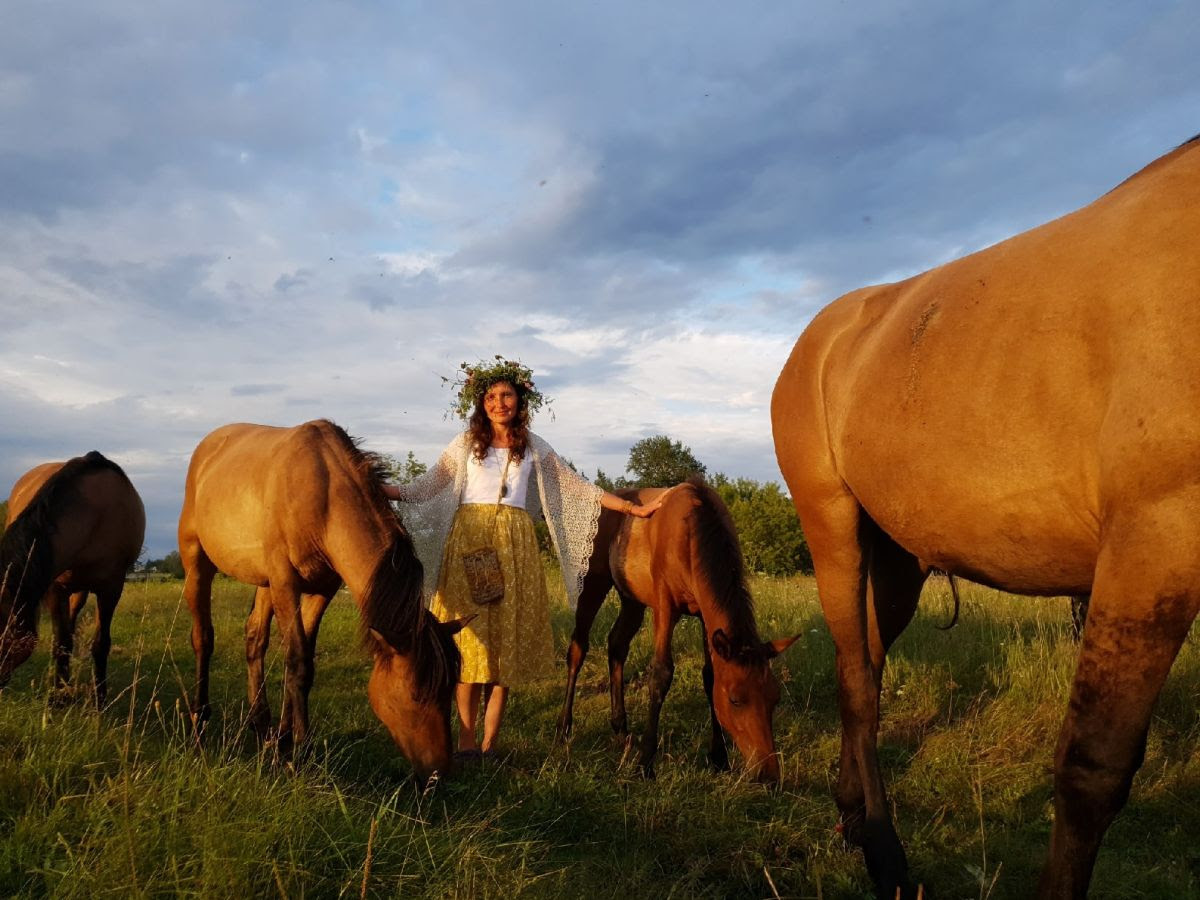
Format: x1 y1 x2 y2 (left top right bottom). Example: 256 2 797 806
196 523 271 586
854 481 1098 595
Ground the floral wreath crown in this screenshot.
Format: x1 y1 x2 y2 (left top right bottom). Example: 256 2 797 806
442 355 551 421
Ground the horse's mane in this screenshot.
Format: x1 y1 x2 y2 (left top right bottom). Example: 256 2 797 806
315 420 462 701
686 476 763 653
0 452 128 629
314 419 394 499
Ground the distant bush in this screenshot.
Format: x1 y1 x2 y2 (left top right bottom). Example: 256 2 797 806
710 474 813 576
141 549 185 579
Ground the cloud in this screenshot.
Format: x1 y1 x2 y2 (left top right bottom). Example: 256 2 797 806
1 0 1197 556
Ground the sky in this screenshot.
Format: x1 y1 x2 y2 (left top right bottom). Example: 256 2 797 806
1 1 1197 557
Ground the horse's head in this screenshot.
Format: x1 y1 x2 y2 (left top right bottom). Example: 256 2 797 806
0 572 39 687
709 628 802 784
366 612 467 784
0 625 37 687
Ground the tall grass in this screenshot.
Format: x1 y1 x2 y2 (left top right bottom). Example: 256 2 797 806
0 573 1197 898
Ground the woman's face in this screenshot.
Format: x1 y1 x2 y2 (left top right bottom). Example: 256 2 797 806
483 381 519 428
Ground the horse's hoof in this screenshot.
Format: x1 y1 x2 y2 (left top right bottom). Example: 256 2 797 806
708 753 730 772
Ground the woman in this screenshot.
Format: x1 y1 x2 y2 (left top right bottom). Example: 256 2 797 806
383 358 661 760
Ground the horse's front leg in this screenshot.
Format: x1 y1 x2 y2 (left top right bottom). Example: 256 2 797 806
607 597 646 738
270 578 312 756
1039 506 1200 899
637 605 679 779
556 576 609 741
700 628 729 771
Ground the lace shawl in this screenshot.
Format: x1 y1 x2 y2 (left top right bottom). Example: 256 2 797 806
393 431 604 608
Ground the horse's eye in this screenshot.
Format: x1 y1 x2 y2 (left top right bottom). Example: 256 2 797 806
729 694 746 708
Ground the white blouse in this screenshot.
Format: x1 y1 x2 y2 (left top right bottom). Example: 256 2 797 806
460 446 534 509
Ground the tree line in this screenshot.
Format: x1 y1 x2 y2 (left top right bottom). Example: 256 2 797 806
134 437 812 578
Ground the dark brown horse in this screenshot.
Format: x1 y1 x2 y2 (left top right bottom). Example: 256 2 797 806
556 479 799 782
0 452 145 705
772 136 1200 898
177 420 464 782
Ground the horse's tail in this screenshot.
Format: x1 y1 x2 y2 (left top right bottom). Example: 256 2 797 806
934 571 961 631
0 452 128 628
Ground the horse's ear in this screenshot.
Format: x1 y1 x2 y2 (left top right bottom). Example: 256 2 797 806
760 633 803 660
368 626 399 653
438 615 475 637
711 628 733 661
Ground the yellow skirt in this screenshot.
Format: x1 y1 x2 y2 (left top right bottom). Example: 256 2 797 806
429 504 555 686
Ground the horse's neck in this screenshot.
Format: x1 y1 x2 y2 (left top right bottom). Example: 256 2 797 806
696 594 737 638
319 501 395 599
688 561 756 646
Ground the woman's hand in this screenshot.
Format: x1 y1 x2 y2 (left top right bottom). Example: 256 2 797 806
629 494 667 517
601 487 673 518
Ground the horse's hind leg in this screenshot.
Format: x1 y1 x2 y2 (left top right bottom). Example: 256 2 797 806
1069 593 1090 641
88 584 121 708
556 573 611 741
1039 513 1200 898
804 497 921 899
700 629 729 771
181 549 217 735
834 525 929 847
245 587 274 740
606 596 646 738
43 583 75 695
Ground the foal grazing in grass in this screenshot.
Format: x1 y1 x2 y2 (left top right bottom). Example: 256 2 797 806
178 420 464 782
557 478 799 782
0 453 144 705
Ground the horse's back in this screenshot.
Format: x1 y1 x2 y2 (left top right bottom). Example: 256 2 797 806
5 455 144 585
180 420 369 585
773 137 1200 594
6 462 64 522
612 483 713 607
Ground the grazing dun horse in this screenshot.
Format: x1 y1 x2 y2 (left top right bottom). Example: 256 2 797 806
556 479 800 781
772 134 1200 898
178 420 463 781
0 452 145 705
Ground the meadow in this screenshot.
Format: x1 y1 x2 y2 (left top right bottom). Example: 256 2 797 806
1 572 1198 899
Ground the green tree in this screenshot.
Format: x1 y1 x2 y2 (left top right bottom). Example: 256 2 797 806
624 435 706 488
143 550 185 579
593 468 619 491
381 451 428 484
710 474 812 576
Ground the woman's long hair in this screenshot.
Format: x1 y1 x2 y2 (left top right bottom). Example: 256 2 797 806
467 379 530 462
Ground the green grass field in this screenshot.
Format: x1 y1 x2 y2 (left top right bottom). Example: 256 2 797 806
1 573 1197 898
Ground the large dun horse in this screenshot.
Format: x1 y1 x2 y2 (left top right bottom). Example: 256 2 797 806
556 479 799 782
772 135 1200 898
0 452 145 705
178 420 463 782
